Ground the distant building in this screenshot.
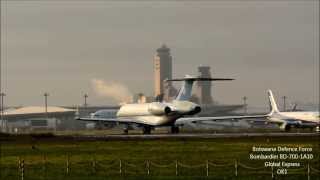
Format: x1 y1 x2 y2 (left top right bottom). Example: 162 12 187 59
2 106 78 133
2 106 122 133
195 66 213 104
154 44 177 101
133 93 154 103
137 93 147 103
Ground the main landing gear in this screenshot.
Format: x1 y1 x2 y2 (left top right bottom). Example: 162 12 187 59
284 125 291 132
171 126 179 134
142 126 152 134
123 128 129 135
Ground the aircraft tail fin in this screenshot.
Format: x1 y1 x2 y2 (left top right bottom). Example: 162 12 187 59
167 75 234 101
267 89 280 115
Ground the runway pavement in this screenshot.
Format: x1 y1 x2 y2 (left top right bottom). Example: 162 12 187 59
68 132 319 140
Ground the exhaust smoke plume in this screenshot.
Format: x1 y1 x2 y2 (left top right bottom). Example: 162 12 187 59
91 79 133 104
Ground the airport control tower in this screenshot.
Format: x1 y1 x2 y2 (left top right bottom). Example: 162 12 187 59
154 44 176 101
195 66 213 104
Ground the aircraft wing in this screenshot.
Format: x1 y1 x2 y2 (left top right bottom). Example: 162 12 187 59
76 117 148 126
175 114 269 125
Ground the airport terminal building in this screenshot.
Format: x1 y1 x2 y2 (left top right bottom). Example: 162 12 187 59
2 106 79 133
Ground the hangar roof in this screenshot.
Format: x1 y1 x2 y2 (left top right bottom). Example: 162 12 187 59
4 106 75 115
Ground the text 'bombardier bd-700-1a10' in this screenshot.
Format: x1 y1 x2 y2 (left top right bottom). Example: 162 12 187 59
76 75 234 134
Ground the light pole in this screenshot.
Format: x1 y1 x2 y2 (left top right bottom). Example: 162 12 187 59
243 96 247 114
44 92 49 117
84 93 88 107
282 96 287 111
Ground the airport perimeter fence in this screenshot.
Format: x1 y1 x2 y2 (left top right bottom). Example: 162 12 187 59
1 155 320 179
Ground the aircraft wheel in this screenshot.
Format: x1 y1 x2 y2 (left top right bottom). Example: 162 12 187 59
123 129 129 135
143 126 151 134
284 125 291 132
171 126 179 134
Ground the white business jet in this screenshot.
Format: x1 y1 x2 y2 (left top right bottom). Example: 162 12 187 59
180 90 320 132
76 75 234 134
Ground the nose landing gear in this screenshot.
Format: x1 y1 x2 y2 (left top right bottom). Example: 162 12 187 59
123 128 129 135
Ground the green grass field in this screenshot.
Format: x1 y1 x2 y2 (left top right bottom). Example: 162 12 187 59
0 134 319 180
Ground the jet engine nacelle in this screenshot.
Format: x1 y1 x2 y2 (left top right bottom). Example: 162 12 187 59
148 102 172 115
117 103 171 117
171 100 201 115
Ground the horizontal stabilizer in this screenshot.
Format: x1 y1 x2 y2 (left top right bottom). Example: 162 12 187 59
169 75 234 101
